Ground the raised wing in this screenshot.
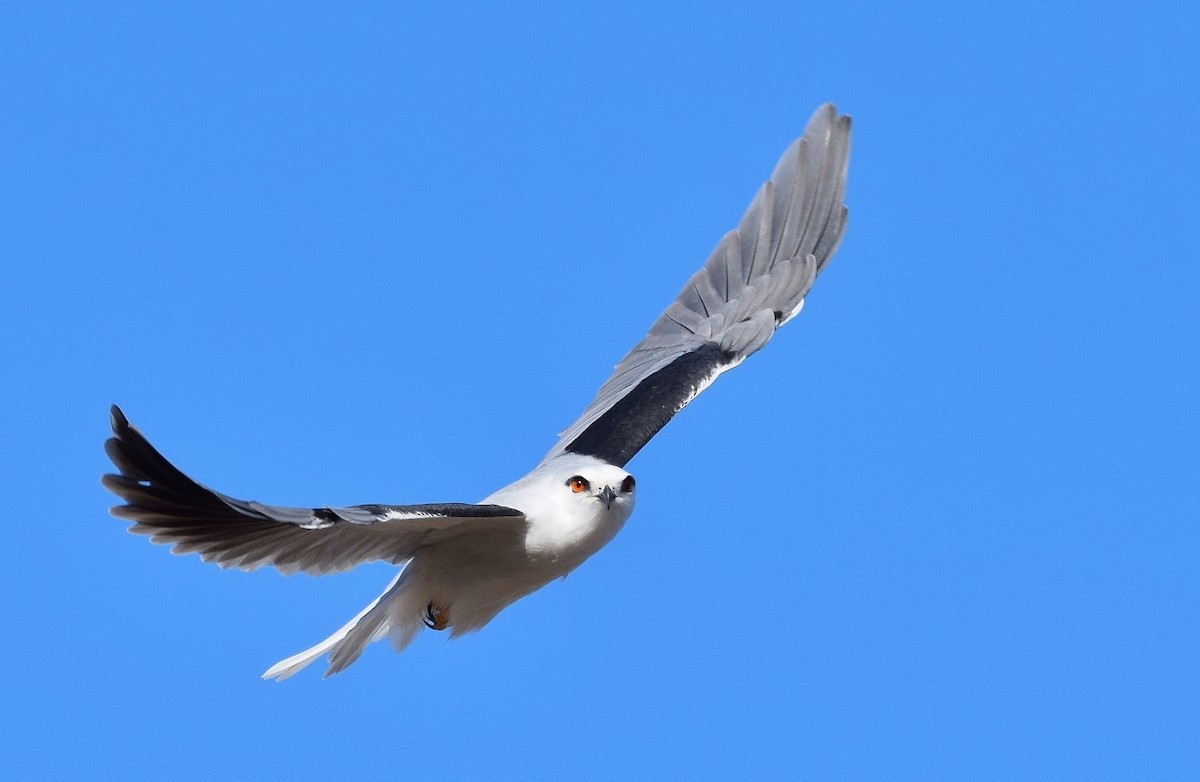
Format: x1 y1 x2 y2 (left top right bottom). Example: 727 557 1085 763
102 406 526 576
541 103 851 468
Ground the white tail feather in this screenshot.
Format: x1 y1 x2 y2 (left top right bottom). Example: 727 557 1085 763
262 571 410 681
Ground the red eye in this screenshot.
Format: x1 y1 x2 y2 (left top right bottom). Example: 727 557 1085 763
621 475 636 493
567 476 589 494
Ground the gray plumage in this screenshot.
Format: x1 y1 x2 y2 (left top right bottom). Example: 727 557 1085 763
103 406 527 576
548 103 851 467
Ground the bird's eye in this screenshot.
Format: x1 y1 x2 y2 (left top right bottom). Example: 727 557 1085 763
567 476 589 493
621 475 636 493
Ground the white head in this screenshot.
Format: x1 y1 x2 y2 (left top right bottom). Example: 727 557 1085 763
490 453 636 558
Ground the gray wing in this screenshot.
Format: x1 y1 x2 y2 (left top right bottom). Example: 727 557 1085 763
102 406 526 576
541 103 852 468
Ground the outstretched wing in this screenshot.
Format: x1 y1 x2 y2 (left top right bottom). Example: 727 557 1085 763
102 406 526 576
541 103 852 468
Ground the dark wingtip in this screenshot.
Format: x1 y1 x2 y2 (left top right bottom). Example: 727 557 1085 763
104 405 146 482
104 405 138 508
101 405 203 501
110 404 128 432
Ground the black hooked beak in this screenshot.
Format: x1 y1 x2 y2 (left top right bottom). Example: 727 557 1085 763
598 485 617 509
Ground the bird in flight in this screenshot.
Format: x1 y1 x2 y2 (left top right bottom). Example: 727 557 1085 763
103 103 852 680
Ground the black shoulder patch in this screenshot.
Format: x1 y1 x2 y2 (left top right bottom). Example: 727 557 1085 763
564 342 736 467
354 503 525 519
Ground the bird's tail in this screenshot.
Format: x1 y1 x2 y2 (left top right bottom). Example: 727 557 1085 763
262 570 424 681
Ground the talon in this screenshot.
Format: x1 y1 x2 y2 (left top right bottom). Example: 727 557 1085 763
423 602 449 631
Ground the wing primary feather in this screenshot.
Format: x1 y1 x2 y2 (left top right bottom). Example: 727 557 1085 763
775 138 812 262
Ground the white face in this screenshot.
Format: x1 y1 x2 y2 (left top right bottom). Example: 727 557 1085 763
560 463 637 514
505 456 637 558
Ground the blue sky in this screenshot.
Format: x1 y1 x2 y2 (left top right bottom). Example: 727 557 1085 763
3 1 1198 778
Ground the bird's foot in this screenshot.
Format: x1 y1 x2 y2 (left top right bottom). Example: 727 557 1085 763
422 602 449 631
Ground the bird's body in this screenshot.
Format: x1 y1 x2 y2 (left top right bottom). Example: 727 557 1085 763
104 104 852 679
260 455 635 678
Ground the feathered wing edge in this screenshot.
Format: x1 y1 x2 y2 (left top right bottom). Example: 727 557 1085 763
543 103 852 467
